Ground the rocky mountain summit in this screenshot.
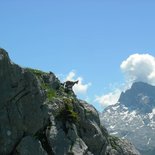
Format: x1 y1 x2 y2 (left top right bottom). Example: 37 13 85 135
0 48 140 155
101 82 155 155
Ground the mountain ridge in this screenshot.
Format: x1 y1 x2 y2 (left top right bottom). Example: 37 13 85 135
101 81 155 155
118 81 155 113
0 48 140 155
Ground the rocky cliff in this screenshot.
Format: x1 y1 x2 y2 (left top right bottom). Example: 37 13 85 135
0 48 140 155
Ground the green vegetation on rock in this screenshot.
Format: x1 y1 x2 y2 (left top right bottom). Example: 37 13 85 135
41 83 56 100
26 68 56 101
108 135 120 150
56 101 79 124
26 68 47 76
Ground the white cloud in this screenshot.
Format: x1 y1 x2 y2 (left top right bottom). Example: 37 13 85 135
120 53 155 85
63 54 155 109
65 71 76 81
94 81 132 108
65 71 91 95
95 89 121 108
96 53 155 109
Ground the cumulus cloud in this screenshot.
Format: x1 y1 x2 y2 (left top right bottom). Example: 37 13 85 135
65 71 91 95
95 89 121 108
121 53 155 85
95 53 155 109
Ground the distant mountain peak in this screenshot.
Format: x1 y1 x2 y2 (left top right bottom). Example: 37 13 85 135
101 81 155 155
118 81 155 113
131 81 154 90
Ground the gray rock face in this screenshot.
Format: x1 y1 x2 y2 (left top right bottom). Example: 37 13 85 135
0 48 140 155
14 136 47 155
0 49 49 155
106 137 140 155
101 82 155 155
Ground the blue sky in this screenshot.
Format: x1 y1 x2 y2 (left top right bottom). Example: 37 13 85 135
1 0 155 111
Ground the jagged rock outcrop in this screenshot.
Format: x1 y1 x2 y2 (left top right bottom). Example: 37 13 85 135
0 48 140 155
101 82 155 155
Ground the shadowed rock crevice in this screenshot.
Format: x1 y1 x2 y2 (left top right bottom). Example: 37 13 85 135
34 124 54 155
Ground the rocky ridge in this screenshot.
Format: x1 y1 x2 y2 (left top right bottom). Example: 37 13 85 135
0 48 140 155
